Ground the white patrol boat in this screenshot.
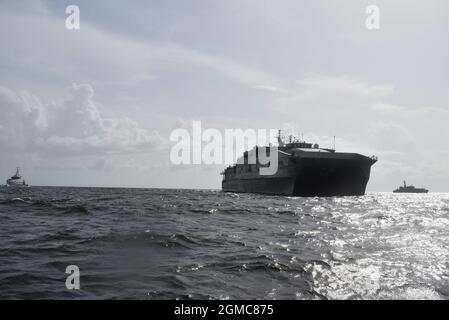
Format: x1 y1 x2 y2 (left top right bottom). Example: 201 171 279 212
6 167 29 187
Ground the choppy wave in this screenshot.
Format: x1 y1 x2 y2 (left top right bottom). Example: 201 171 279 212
0 187 448 299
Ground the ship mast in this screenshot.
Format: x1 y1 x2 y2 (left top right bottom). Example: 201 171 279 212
277 129 285 147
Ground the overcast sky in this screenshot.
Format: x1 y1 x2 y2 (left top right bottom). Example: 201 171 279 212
1 0 448 191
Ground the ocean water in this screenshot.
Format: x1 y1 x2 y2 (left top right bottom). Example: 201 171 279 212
0 186 448 300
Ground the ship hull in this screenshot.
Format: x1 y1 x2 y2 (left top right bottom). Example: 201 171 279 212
6 179 28 187
393 190 428 194
222 155 375 197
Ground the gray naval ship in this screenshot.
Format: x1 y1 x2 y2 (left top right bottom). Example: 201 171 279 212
393 181 428 193
221 130 377 197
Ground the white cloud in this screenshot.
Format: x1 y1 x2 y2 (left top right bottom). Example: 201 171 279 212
277 75 395 109
0 84 164 155
252 85 284 93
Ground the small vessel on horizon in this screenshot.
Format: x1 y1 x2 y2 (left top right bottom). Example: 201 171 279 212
6 167 29 187
393 181 428 194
